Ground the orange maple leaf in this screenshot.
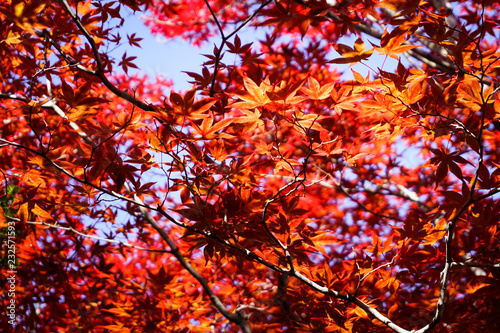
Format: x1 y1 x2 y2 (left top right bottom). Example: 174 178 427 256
300 77 334 100
191 117 233 140
231 77 271 109
234 109 265 134
329 38 374 64
376 30 420 60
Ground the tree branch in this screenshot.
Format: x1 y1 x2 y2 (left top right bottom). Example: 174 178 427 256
7 216 169 253
133 194 252 333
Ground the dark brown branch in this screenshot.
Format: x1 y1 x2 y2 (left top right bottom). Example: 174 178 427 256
8 217 169 253
134 195 252 332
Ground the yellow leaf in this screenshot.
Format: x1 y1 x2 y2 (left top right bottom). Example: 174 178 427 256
465 283 489 294
353 306 369 319
422 217 447 246
27 155 45 168
4 30 22 45
32 204 53 220
148 134 164 152
388 303 398 319
3 1 47 35
18 202 30 224
14 2 24 17
0 207 7 228
104 308 132 318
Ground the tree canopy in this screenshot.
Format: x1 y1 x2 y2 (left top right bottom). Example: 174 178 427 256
1 0 500 332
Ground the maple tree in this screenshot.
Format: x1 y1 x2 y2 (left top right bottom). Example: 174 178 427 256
1 0 500 332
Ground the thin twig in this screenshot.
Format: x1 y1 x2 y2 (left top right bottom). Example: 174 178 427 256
13 217 169 253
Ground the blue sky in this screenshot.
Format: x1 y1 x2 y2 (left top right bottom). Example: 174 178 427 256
116 9 214 90
116 7 400 91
